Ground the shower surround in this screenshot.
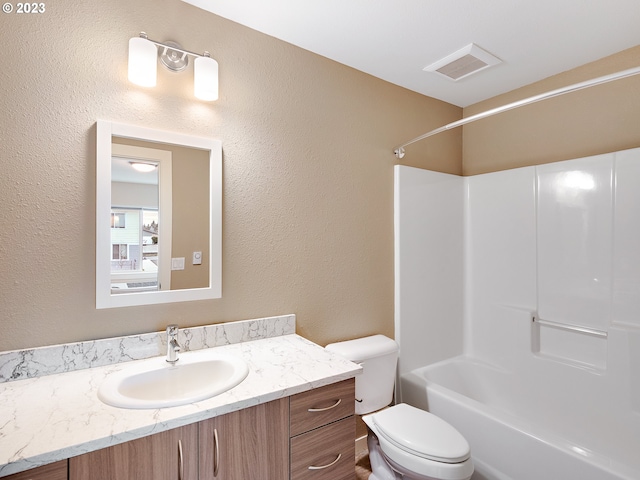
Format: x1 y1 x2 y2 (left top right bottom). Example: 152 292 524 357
394 148 640 479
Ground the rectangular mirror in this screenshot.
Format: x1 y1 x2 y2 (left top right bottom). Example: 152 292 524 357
96 120 222 308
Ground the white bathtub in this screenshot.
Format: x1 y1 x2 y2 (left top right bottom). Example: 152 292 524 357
400 355 640 480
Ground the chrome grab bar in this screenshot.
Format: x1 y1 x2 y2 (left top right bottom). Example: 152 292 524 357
534 317 607 338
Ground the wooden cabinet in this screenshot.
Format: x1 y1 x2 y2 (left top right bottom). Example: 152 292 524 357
69 423 198 480
3 460 67 480
289 379 355 480
20 380 355 480
199 398 289 480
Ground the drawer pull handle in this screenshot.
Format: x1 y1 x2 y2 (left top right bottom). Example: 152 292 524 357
213 428 220 477
178 439 184 480
308 453 342 470
308 398 341 412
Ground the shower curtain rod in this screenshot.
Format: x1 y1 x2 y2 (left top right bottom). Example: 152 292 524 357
393 65 640 158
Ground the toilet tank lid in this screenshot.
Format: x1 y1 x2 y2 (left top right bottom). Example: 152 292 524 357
325 334 398 362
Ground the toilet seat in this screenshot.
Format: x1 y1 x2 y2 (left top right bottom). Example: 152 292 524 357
372 403 470 463
363 404 474 480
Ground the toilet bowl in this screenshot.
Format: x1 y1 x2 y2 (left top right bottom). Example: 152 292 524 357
325 335 474 480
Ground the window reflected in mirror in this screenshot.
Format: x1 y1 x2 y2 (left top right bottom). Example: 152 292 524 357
110 207 159 293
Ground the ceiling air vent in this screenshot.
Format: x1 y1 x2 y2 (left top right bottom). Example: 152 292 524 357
424 43 501 81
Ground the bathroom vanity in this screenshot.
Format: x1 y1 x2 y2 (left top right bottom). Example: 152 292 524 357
0 316 360 479
65 380 355 480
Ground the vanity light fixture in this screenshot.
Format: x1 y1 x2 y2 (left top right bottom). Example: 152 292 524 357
128 32 219 102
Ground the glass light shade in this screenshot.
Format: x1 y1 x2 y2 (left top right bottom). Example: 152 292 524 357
194 55 219 101
130 162 157 173
128 37 157 87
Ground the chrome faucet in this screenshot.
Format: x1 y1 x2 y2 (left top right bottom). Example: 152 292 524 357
166 324 181 364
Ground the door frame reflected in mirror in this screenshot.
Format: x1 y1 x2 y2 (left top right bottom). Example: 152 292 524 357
96 120 222 309
111 142 172 294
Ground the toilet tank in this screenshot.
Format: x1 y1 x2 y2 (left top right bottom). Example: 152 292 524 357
325 335 398 415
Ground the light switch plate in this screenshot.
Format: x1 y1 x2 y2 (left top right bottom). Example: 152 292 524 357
171 257 185 270
193 251 202 265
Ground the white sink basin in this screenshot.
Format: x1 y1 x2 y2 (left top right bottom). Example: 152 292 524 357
98 349 249 409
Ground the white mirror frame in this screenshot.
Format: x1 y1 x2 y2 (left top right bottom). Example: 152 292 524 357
96 120 222 309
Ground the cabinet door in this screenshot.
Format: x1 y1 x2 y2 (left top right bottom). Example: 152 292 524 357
4 460 67 480
199 398 289 480
69 424 198 480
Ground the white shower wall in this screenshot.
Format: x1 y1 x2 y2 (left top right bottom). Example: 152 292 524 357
464 166 536 363
394 166 464 377
396 148 640 409
613 149 640 329
536 154 613 331
467 148 640 377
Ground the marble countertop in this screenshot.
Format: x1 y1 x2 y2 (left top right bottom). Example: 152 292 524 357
0 333 361 477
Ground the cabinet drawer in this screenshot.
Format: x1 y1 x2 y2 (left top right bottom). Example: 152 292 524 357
290 415 355 480
4 461 67 480
290 379 355 436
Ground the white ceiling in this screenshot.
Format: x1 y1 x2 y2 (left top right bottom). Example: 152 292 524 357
182 0 640 107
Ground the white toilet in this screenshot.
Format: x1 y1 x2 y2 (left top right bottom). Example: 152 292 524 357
326 335 474 480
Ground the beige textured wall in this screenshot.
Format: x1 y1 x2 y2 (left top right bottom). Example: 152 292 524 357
170 145 210 290
463 46 640 175
0 0 461 351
